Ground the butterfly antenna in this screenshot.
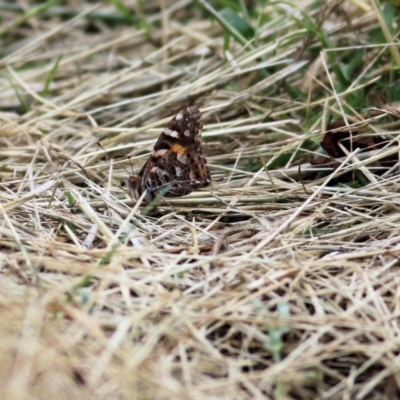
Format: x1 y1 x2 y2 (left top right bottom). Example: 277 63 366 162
127 155 135 178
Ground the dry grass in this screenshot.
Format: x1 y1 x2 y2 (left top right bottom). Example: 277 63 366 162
1 0 400 399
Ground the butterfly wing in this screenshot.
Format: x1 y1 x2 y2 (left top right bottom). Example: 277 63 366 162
127 107 211 201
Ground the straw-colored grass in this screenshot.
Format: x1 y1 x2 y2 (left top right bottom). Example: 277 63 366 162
1 0 400 399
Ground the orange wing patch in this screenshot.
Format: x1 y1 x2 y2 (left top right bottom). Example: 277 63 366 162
170 143 188 156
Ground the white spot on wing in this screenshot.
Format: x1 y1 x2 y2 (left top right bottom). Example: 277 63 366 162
163 127 179 138
177 154 187 164
175 166 182 176
175 112 183 120
151 167 168 176
184 130 190 137
153 149 168 157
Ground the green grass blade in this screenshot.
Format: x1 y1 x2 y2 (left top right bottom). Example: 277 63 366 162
41 54 63 98
0 0 59 39
196 0 256 50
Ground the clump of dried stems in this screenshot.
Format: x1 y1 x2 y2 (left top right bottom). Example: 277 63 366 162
1 0 400 399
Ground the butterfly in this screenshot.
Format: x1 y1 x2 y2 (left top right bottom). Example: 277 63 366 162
127 107 211 202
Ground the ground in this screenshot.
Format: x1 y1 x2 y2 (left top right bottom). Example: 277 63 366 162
1 1 400 399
